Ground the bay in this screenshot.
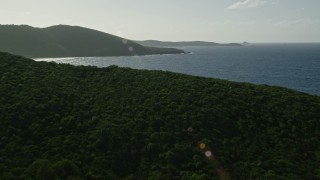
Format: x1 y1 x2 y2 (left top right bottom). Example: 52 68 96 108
36 43 320 95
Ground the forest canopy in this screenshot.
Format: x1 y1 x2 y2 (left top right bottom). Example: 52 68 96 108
0 52 319 179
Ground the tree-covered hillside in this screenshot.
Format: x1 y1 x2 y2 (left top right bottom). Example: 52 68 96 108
0 25 184 58
0 52 319 179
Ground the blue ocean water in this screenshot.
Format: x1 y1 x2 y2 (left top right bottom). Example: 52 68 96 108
36 44 320 95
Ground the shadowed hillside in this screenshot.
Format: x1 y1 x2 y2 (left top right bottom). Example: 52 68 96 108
0 25 184 58
0 52 319 179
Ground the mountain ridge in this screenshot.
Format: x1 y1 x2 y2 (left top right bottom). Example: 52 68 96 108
135 40 242 47
0 24 184 58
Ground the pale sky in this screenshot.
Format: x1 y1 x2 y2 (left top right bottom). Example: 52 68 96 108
1 0 320 42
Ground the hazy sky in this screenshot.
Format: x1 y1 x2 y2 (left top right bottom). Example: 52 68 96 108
1 0 319 42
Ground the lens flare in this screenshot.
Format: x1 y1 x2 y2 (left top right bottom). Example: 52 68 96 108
205 150 212 157
122 39 128 44
200 143 206 150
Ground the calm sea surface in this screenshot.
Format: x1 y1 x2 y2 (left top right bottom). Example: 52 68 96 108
36 44 320 95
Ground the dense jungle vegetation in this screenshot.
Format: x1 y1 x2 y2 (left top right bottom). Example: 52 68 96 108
0 52 319 179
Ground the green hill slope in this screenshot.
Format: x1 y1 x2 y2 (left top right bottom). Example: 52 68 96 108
0 25 184 58
0 52 319 179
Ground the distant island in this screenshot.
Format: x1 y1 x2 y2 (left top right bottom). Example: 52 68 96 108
0 25 184 58
242 41 250 45
135 40 242 47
